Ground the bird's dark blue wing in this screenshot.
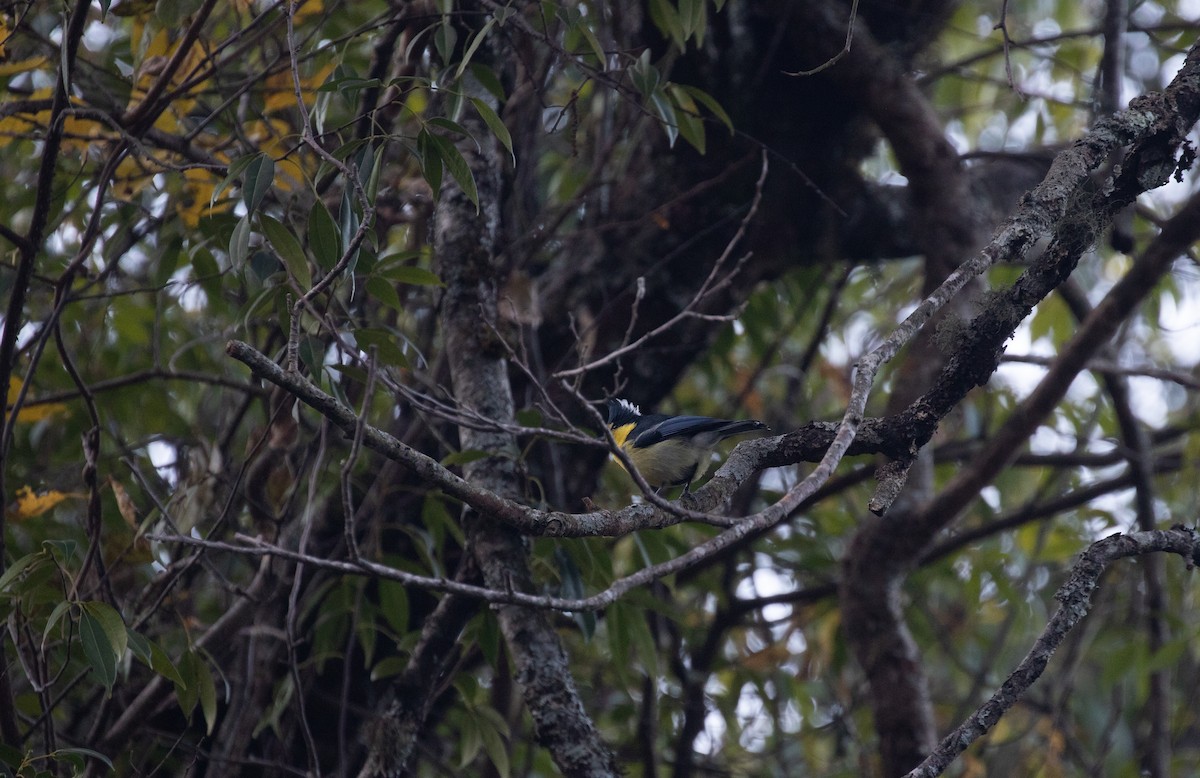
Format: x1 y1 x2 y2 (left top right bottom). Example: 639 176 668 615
631 416 736 448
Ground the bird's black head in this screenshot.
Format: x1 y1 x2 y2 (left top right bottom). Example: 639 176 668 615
606 398 642 427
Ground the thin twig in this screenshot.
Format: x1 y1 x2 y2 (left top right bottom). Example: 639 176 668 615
1001 353 1200 391
342 349 379 562
783 0 859 76
284 419 326 774
554 151 770 380
284 0 377 322
994 0 1024 95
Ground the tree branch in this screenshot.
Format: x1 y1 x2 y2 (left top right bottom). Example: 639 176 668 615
904 527 1200 778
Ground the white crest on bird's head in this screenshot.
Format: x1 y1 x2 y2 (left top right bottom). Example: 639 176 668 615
607 398 642 426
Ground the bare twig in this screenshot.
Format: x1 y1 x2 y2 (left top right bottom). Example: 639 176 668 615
342 350 379 562
1001 353 1200 391
285 423 327 774
994 0 1023 95
783 0 860 76
553 151 769 380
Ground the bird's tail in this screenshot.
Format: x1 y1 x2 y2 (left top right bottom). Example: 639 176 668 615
716 419 769 439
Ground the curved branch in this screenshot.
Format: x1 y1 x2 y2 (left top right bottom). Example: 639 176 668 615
905 527 1200 778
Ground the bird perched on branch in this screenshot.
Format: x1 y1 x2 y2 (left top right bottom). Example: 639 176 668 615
605 398 769 493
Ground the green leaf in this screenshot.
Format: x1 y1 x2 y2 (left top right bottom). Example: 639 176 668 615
605 600 635 686
42 600 72 645
57 746 115 770
327 363 369 385
434 17 458 66
441 449 491 466
192 246 222 299
352 327 411 369
0 743 23 769
370 656 407 681
556 547 595 640
648 0 685 48
127 628 186 686
44 539 78 562
366 144 385 205
623 599 658 678
427 133 479 209
421 493 463 548
212 153 257 207
339 186 362 273
515 407 543 427
455 17 496 79
259 214 312 288
571 20 607 66
469 63 505 102
0 551 44 596
417 129 444 199
175 649 200 717
241 153 275 214
476 609 501 669
253 675 293 739
668 82 707 151
428 117 472 138
478 710 511 778
678 84 735 135
356 604 378 667
176 649 217 733
365 275 403 311
229 214 251 269
629 49 660 97
125 628 151 664
679 0 706 45
308 199 341 270
649 90 679 147
385 265 444 287
79 610 118 690
81 601 128 659
470 97 515 164
676 108 706 153
460 711 482 766
378 578 409 636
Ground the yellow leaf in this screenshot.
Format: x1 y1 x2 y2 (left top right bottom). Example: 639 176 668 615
14 402 69 423
274 158 307 194
9 486 77 521
0 56 50 78
293 0 324 23
174 166 230 228
128 31 210 118
6 378 68 423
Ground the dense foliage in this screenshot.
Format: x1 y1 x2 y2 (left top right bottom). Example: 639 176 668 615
0 0 1198 776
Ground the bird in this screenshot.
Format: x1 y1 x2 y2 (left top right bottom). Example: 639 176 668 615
605 398 769 493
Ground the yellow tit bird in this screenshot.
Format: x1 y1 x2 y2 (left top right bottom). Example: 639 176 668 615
606 398 769 493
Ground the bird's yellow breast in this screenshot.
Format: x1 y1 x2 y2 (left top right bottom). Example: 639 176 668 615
609 424 711 488
611 423 636 449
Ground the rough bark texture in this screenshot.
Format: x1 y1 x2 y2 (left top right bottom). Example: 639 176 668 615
427 67 620 776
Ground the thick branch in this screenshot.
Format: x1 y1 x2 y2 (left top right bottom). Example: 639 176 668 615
433 58 618 775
